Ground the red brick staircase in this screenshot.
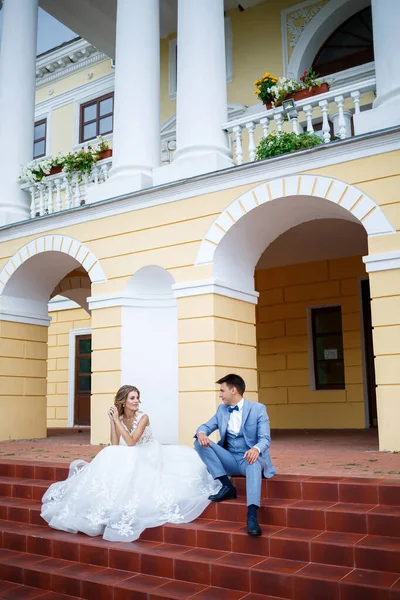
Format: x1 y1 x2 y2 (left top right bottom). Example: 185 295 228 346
0 460 400 599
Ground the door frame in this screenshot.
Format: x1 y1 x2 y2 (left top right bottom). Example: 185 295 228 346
68 327 92 427
358 275 376 428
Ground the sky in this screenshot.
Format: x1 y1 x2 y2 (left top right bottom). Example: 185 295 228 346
0 7 77 55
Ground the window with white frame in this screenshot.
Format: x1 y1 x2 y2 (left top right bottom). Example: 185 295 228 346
33 119 47 159
169 17 233 99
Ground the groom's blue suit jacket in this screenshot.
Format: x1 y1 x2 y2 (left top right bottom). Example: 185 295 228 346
196 399 276 478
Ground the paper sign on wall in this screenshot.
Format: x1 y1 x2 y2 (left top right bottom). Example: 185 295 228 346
324 349 338 360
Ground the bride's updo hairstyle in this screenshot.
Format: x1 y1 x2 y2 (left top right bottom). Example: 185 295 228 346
114 385 141 417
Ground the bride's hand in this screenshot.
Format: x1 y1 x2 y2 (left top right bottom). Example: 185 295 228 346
110 405 119 423
107 407 116 422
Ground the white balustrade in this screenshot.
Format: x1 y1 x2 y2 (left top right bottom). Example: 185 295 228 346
223 78 376 164
23 158 112 218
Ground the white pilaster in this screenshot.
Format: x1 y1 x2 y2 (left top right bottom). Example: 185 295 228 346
354 0 400 135
88 0 160 203
154 0 233 185
0 0 38 226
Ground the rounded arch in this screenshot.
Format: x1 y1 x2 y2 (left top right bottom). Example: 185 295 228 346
287 0 371 79
0 235 106 324
195 174 394 291
121 265 178 445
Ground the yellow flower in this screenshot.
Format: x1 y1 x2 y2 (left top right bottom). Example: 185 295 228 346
254 80 260 85
254 89 261 94
264 72 270 77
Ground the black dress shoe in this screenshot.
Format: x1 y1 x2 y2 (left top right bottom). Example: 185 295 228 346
208 485 237 502
247 515 262 536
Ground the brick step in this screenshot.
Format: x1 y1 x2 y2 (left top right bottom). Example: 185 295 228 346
1 546 400 600
1 461 400 506
0 547 287 600
2 494 400 539
0 579 83 599
3 517 400 576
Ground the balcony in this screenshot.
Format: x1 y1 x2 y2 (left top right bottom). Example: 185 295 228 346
20 77 376 219
225 77 376 165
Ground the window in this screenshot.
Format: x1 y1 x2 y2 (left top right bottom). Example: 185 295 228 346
34 119 46 159
169 17 233 99
312 7 374 77
311 306 345 390
80 93 114 143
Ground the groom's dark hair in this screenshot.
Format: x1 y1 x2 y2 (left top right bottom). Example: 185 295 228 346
216 373 246 396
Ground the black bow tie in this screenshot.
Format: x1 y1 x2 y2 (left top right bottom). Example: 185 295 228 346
228 405 239 413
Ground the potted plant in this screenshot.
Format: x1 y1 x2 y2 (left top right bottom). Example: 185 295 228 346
254 68 329 109
94 136 112 160
295 67 329 100
49 154 64 176
255 131 323 160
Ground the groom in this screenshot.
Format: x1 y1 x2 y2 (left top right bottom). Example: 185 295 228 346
194 374 276 536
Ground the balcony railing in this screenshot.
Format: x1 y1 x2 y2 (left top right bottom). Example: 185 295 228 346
20 158 112 218
223 77 376 165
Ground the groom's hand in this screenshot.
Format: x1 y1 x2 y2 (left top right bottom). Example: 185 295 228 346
244 447 260 464
197 432 212 447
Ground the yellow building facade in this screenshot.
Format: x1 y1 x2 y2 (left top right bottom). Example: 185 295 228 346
1 0 400 451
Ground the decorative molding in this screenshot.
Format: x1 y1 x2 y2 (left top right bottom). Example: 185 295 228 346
363 251 400 273
35 71 114 115
196 173 395 267
2 127 400 244
285 0 371 79
88 292 176 311
68 327 92 427
0 308 51 327
48 297 81 312
36 38 109 88
0 235 107 296
172 279 259 304
281 0 329 74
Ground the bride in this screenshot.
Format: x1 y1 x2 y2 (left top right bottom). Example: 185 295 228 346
41 385 220 542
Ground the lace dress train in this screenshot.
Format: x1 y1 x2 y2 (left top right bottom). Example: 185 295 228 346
41 414 219 542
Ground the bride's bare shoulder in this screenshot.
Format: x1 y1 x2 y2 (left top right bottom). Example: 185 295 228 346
136 412 150 425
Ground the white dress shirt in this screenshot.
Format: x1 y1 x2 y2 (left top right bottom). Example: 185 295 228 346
227 398 245 435
227 399 260 453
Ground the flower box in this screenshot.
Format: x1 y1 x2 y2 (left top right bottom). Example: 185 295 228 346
264 82 329 110
292 82 329 101
49 165 63 176
97 148 112 160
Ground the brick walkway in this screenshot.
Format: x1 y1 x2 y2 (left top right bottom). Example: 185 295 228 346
0 428 398 478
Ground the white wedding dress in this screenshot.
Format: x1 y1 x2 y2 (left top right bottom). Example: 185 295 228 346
41 413 220 542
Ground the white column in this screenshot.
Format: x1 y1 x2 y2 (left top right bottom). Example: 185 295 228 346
0 0 38 225
354 0 400 135
89 0 160 202
154 0 233 184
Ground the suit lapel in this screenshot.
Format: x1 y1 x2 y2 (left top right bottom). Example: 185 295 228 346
241 399 251 431
220 406 230 441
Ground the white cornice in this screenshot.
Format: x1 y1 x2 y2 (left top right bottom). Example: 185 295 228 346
48 297 81 312
0 309 51 327
2 127 400 244
88 293 176 310
172 280 259 304
363 251 400 273
36 38 109 88
35 72 114 116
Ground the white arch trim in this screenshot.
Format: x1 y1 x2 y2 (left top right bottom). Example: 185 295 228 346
0 235 107 297
286 0 371 79
195 174 395 267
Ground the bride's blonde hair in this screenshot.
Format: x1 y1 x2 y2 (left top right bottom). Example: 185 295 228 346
114 385 141 417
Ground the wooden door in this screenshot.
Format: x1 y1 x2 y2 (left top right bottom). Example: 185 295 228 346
74 334 92 426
